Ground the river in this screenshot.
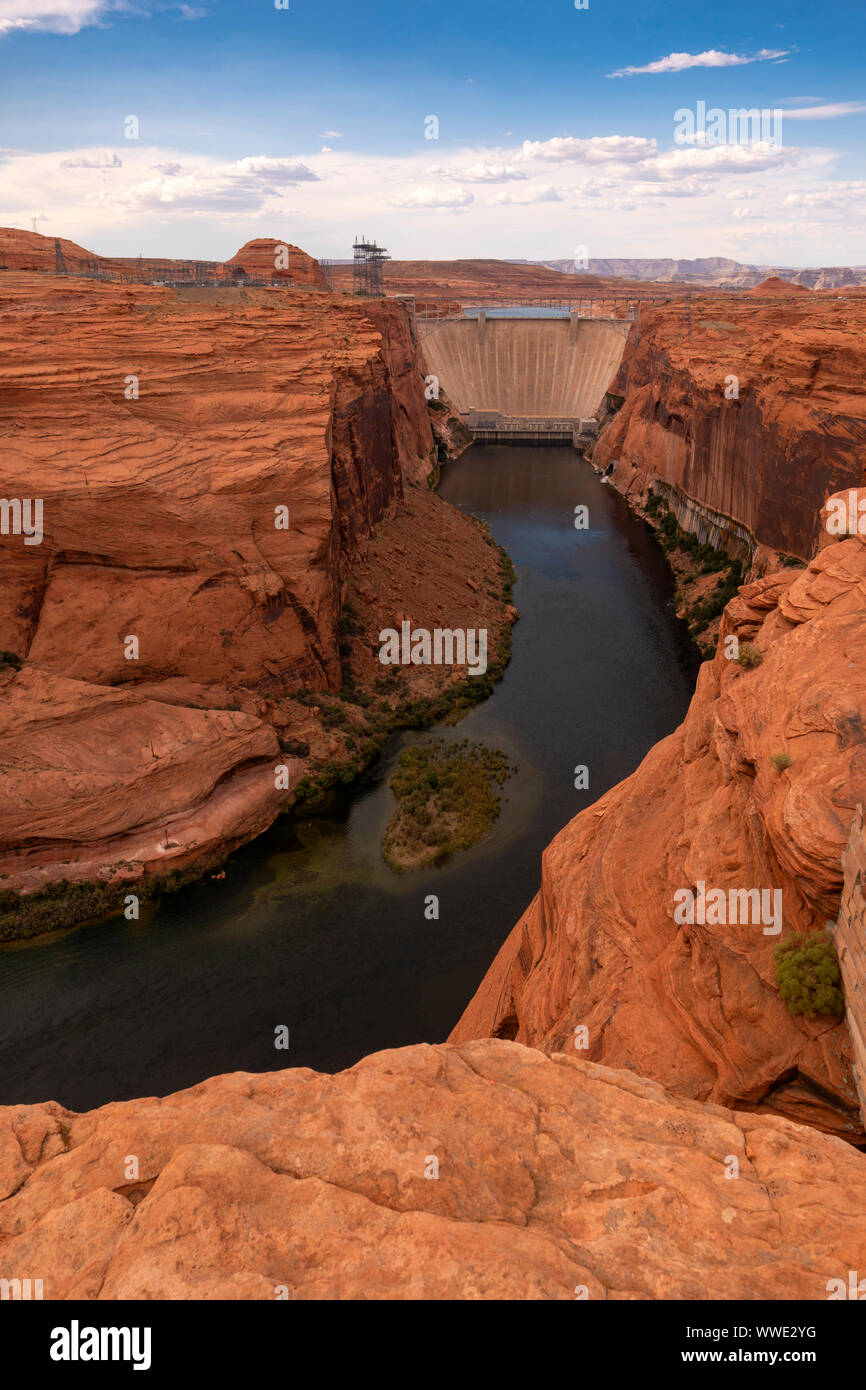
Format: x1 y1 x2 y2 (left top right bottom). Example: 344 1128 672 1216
0 445 699 1110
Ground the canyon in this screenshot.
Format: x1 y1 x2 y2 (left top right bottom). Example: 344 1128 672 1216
0 237 509 911
452 504 866 1142
2 233 866 1299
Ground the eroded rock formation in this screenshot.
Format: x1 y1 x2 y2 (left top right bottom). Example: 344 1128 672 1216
6 243 866 1300
0 228 100 275
216 237 327 289
452 503 866 1142
593 295 866 563
0 269 505 899
0 227 326 288
3 1040 865 1300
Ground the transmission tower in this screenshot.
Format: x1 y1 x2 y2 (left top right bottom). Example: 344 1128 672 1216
352 236 390 296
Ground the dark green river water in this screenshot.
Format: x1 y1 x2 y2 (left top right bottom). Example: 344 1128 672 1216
0 445 699 1110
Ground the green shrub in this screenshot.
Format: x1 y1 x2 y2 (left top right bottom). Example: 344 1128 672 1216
279 738 310 757
737 642 763 669
774 932 844 1017
770 751 793 771
0 860 225 943
383 738 512 871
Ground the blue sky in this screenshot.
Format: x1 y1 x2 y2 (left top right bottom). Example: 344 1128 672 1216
1 0 864 264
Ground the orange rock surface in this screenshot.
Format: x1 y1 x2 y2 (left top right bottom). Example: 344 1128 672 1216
6 240 866 1300
750 276 813 295
0 227 328 288
3 1039 865 1300
0 227 99 274
0 667 285 889
217 237 327 289
0 268 498 894
0 274 426 691
452 510 866 1142
593 293 866 561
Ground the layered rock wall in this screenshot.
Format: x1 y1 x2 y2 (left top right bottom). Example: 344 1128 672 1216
831 806 866 1129
593 296 866 563
0 271 442 893
453 509 866 1142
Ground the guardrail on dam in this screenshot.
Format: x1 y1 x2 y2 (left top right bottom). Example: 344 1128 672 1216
418 308 632 444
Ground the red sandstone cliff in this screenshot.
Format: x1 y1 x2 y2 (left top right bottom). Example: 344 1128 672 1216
593 295 866 564
3 1039 865 1300
0 269 502 897
452 496 866 1142
0 275 414 698
5 246 866 1299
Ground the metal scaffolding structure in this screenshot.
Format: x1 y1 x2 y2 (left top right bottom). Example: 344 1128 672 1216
352 237 390 296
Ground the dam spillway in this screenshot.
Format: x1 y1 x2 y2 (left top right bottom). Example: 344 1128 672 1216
419 310 632 440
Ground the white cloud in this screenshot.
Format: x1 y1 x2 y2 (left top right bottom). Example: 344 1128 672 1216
426 161 528 183
0 1 130 34
609 48 788 78
223 156 318 184
650 142 791 178
784 182 866 207
520 135 656 164
0 0 206 32
568 175 620 197
0 130 861 266
490 185 562 205
630 179 711 198
81 154 318 215
320 131 344 139
782 103 866 120
392 186 474 209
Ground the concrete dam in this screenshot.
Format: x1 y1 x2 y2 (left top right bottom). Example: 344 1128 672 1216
419 309 632 444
